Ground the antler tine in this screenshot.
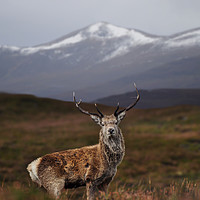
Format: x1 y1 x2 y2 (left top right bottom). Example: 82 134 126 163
114 102 120 117
95 104 104 118
73 92 103 117
73 92 90 116
125 83 140 111
115 83 140 116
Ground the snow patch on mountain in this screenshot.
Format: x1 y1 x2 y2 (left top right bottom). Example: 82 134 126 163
102 45 129 62
0 45 20 52
85 22 160 61
166 29 200 48
87 22 131 38
86 22 159 43
20 33 85 55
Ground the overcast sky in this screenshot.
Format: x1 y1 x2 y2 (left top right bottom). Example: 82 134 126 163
1 0 200 47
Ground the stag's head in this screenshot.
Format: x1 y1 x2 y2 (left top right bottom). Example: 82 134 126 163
73 83 140 152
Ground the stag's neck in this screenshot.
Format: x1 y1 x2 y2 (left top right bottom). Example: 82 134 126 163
99 129 125 167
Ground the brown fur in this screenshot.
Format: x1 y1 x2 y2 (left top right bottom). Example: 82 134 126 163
27 113 126 200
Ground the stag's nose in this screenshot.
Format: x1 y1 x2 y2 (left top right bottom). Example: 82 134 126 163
108 128 115 134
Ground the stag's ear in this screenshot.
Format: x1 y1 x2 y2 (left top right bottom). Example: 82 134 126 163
90 115 102 125
117 111 126 123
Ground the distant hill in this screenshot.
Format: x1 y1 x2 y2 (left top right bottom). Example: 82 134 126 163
0 22 200 101
0 92 109 116
95 88 200 109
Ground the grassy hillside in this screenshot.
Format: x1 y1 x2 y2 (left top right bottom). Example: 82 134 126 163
0 93 200 199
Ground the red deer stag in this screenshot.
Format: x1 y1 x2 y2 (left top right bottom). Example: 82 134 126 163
27 83 140 200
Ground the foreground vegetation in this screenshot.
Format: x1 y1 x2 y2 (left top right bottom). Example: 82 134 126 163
0 179 200 199
0 93 200 199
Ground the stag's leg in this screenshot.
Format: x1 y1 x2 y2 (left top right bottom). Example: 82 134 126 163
41 176 65 199
86 181 96 200
45 181 65 199
38 166 65 199
97 177 112 198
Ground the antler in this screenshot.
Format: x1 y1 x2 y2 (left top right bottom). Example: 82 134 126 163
94 104 104 118
73 92 104 118
114 83 140 116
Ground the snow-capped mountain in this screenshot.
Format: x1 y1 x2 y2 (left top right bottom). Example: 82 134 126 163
0 22 200 101
1 22 161 62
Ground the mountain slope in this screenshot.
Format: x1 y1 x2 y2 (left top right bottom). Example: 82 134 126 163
95 88 200 109
0 22 200 101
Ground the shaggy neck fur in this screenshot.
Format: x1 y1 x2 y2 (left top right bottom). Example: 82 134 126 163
99 128 125 167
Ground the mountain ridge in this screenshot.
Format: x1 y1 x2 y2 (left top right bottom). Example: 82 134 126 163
1 22 200 54
95 88 200 109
